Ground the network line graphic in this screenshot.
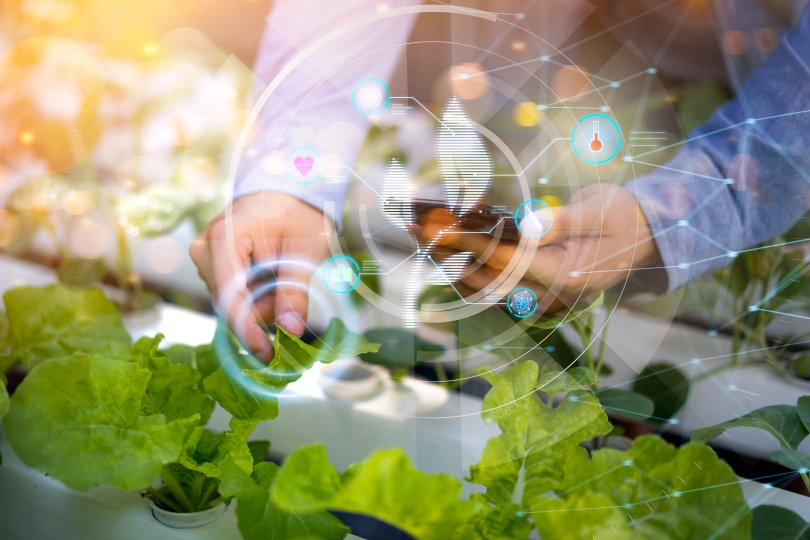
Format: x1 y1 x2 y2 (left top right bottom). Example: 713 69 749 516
221 2 810 536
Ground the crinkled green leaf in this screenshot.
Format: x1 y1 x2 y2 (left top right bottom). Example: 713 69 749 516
3 285 130 369
460 493 533 540
131 336 214 424
4 352 197 491
220 458 348 540
691 404 808 450
163 343 219 380
631 361 690 422
471 362 611 507
536 365 598 393
595 388 655 421
751 505 810 540
359 328 444 369
272 446 472 540
203 366 279 427
531 436 750 539
178 427 253 478
532 491 632 540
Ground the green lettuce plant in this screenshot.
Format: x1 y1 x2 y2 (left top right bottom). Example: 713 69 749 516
0 284 378 519
266 360 752 539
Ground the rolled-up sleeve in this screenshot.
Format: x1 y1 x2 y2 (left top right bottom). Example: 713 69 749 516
626 5 810 292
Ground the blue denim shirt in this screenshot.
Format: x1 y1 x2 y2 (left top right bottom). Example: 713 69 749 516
626 5 810 292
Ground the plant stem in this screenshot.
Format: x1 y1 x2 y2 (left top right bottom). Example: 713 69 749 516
160 466 196 513
147 487 183 513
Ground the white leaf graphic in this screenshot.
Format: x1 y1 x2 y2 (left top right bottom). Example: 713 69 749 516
436 97 492 216
380 158 413 231
427 252 473 285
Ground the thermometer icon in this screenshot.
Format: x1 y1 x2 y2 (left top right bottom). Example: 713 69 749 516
589 120 603 152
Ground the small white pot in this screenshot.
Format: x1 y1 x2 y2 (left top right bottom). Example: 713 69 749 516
148 499 227 529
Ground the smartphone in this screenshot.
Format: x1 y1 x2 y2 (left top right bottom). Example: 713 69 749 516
410 198 520 241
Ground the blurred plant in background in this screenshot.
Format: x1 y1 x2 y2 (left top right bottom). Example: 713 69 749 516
0 2 253 309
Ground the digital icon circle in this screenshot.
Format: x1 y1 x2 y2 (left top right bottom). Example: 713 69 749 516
515 199 553 238
571 113 622 164
322 255 361 294
351 77 390 116
507 287 538 318
286 146 322 185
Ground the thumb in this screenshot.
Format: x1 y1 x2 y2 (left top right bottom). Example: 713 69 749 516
519 196 604 245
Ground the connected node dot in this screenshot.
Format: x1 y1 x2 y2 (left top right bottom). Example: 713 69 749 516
545 345 557 353
678 262 690 269
624 503 633 510
540 55 550 62
515 510 527 518
691 358 701 365
748 305 758 312
538 104 548 111
568 395 579 402
727 383 738 391
667 418 680 425
570 270 581 278
623 156 634 162
672 491 682 498
647 67 658 74
610 82 621 88
707 329 719 337
763 483 773 489
725 178 734 185
600 105 611 112
623 459 633 467
726 251 737 258
515 12 526 20
678 219 689 227
538 177 550 185
746 118 757 125
799 468 809 474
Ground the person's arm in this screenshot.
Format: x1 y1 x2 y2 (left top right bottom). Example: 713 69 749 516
625 5 810 292
235 0 420 228
192 1 418 359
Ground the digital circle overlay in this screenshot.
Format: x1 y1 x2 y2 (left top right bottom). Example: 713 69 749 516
507 287 538 318
322 255 361 294
515 198 554 239
351 77 391 116
571 113 622 164
286 146 322 185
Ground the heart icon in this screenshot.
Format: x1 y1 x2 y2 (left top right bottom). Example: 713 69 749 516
294 156 314 176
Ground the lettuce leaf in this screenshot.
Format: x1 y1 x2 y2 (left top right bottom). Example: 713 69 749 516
470 362 612 506
220 458 349 540
532 436 751 539
206 320 380 432
0 312 16 373
178 427 254 478
3 285 131 369
271 445 473 540
4 351 198 491
130 336 215 424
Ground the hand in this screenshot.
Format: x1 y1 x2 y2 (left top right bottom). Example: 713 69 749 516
417 184 661 312
190 193 333 361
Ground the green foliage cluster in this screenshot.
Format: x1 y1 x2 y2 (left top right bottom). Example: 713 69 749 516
1 284 807 539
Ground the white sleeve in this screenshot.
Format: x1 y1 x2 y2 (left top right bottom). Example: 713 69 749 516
234 0 421 228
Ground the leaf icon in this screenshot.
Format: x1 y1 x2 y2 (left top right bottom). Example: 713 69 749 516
380 158 414 231
436 97 492 216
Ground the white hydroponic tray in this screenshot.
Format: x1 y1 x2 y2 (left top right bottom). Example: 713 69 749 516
0 255 808 540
